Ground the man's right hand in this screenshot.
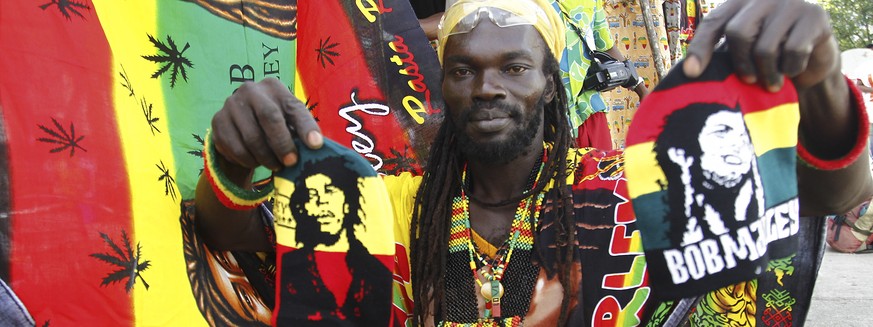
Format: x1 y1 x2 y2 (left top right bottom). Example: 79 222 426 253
212 77 324 173
195 77 324 252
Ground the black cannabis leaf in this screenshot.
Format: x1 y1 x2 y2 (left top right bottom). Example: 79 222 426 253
119 65 134 97
142 34 194 88
120 65 161 135
186 134 205 175
315 36 340 68
187 133 205 158
305 97 320 122
36 117 86 157
383 146 418 175
157 160 177 201
90 230 151 293
140 97 161 135
40 320 50 327
39 0 91 21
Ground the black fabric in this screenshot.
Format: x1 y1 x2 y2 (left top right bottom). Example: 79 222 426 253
232 250 276 310
442 233 539 322
276 239 392 326
753 216 827 327
408 0 445 19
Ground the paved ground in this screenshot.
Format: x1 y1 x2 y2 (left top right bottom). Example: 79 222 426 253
806 248 873 326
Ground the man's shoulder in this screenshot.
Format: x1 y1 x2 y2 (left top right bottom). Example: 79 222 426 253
381 172 423 201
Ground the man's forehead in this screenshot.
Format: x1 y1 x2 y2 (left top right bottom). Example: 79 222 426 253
442 22 546 62
436 0 564 63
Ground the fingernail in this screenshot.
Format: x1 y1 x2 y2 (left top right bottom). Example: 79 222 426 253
768 76 783 92
283 153 297 166
741 75 757 84
307 131 323 148
683 56 701 77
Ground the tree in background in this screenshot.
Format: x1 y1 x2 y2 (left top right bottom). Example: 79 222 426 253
822 0 873 49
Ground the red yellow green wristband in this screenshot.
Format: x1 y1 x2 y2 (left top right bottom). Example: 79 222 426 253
203 129 273 210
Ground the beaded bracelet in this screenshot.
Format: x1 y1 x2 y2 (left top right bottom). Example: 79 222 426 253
203 130 273 210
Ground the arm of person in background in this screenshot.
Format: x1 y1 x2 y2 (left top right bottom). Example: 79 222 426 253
195 78 324 251
683 0 873 216
604 44 650 100
418 12 443 41
589 0 649 101
856 79 873 94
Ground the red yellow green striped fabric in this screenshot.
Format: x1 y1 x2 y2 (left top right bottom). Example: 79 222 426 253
0 0 438 325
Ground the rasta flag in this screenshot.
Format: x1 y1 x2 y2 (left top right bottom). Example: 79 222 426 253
626 51 801 300
0 0 440 326
626 51 846 326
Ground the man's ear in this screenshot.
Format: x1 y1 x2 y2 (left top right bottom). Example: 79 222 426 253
343 203 350 215
544 78 557 103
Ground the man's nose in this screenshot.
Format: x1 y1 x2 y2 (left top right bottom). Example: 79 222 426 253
472 69 506 101
314 192 327 205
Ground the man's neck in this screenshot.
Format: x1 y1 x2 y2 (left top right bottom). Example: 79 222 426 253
314 231 349 252
466 141 546 205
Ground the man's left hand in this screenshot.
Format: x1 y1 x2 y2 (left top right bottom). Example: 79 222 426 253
682 0 839 92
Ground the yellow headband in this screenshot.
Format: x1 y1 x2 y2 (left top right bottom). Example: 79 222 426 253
437 0 565 64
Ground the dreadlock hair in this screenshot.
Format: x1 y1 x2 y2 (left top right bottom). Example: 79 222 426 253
409 48 576 325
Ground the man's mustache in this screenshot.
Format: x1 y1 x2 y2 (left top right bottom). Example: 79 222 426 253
460 100 523 122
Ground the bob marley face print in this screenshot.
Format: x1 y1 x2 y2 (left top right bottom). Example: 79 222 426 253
282 155 364 249
625 51 802 299
659 103 765 247
302 174 348 238
698 110 755 190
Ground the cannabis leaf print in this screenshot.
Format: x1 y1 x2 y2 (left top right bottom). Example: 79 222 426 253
157 161 177 201
305 97 320 122
119 65 162 135
316 37 339 68
142 34 194 88
90 230 151 292
140 97 160 135
383 146 418 175
186 134 205 175
36 117 86 157
39 0 91 21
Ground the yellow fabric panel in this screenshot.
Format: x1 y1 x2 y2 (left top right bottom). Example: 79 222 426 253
744 103 800 157
623 141 664 198
92 1 207 325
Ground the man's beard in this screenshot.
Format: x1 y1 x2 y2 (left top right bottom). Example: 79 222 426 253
702 168 749 189
296 217 342 247
453 96 546 164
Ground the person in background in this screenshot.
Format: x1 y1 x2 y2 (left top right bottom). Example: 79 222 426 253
554 0 649 150
410 0 446 41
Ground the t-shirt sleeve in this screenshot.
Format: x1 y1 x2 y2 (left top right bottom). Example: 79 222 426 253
592 0 615 51
382 172 423 265
381 173 422 322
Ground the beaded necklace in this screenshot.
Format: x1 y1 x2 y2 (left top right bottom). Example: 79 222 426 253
447 156 546 324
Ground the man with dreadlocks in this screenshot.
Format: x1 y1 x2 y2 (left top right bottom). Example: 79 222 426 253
196 0 873 325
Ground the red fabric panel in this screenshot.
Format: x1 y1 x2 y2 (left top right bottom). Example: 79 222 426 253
0 2 133 325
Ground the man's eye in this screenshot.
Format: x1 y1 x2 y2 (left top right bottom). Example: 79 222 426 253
453 68 472 77
506 66 528 74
